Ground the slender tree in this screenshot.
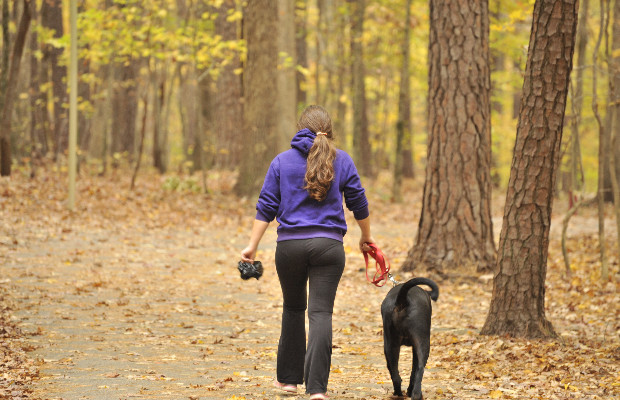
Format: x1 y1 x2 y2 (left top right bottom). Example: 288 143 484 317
392 0 412 203
610 0 620 251
234 0 278 196
593 0 610 280
349 0 371 176
567 0 589 206
0 0 32 176
481 0 579 338
402 0 496 273
295 0 308 109
41 0 67 159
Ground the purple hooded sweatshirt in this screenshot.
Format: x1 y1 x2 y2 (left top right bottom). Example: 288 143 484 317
255 128 369 242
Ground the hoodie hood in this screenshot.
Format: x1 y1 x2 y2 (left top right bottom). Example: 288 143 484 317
290 128 317 156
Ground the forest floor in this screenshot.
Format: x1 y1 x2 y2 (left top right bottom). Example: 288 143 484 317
0 168 618 400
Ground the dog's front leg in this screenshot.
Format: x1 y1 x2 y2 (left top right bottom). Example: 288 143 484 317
383 335 403 397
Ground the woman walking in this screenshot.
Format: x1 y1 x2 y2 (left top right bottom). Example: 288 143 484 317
241 105 375 399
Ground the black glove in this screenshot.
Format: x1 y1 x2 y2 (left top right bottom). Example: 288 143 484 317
237 260 264 280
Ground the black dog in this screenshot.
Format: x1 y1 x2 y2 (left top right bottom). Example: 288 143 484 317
381 277 439 399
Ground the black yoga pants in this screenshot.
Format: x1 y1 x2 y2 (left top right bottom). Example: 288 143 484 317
274 237 346 394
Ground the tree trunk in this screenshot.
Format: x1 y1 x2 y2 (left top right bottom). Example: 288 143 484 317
568 0 589 200
179 65 201 174
0 0 31 176
234 0 278 197
213 0 243 168
349 0 371 177
153 71 167 173
481 0 579 338
41 0 67 159
29 1 49 161
130 93 148 191
611 0 620 252
402 0 496 273
1 0 8 112
295 0 308 108
111 62 138 157
277 0 297 152
77 0 92 155
593 0 610 281
392 0 412 203
334 6 348 148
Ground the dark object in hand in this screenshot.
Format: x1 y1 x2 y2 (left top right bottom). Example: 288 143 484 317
238 261 264 280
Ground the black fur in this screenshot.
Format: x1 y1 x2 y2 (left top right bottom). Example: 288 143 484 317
380 278 439 399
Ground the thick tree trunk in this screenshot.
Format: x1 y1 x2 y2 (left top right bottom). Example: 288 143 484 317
213 0 243 168
0 0 31 176
277 0 297 152
481 0 579 338
234 0 278 197
402 0 496 273
349 0 371 177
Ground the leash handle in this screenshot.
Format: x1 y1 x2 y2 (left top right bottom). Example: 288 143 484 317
363 243 391 287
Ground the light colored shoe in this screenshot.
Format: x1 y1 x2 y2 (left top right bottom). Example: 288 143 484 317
309 394 328 400
274 380 297 393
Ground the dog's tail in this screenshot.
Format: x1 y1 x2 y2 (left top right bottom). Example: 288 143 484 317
395 277 439 308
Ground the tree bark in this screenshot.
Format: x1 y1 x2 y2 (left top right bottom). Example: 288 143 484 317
29 1 49 161
567 0 589 201
481 0 579 338
0 0 31 176
234 0 278 197
277 0 297 151
402 0 496 273
41 0 67 159
610 0 620 252
295 0 308 108
111 62 138 157
593 0 610 281
349 0 371 177
392 0 412 203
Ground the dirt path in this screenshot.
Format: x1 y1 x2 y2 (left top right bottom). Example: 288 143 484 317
1 174 618 400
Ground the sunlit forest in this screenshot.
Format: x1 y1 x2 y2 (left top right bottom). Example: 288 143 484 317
1 0 618 399
0 0 616 194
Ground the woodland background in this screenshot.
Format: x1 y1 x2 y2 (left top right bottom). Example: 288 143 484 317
0 0 617 193
0 0 619 399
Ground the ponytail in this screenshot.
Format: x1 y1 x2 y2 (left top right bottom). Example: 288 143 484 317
297 105 337 202
304 133 337 201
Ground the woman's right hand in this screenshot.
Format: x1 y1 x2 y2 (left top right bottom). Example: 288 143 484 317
241 245 256 263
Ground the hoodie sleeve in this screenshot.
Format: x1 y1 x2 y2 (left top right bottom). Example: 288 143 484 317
255 157 281 222
341 153 369 220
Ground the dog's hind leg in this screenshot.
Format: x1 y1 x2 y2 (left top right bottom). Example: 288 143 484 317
383 333 403 397
407 336 430 400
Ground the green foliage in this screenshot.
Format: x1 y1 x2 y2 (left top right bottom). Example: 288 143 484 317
162 175 201 192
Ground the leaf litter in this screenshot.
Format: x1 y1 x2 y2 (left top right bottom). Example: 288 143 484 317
0 169 618 399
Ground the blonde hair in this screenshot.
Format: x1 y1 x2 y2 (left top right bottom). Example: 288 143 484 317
298 105 337 201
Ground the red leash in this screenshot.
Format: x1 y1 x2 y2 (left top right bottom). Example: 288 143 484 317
363 243 397 287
